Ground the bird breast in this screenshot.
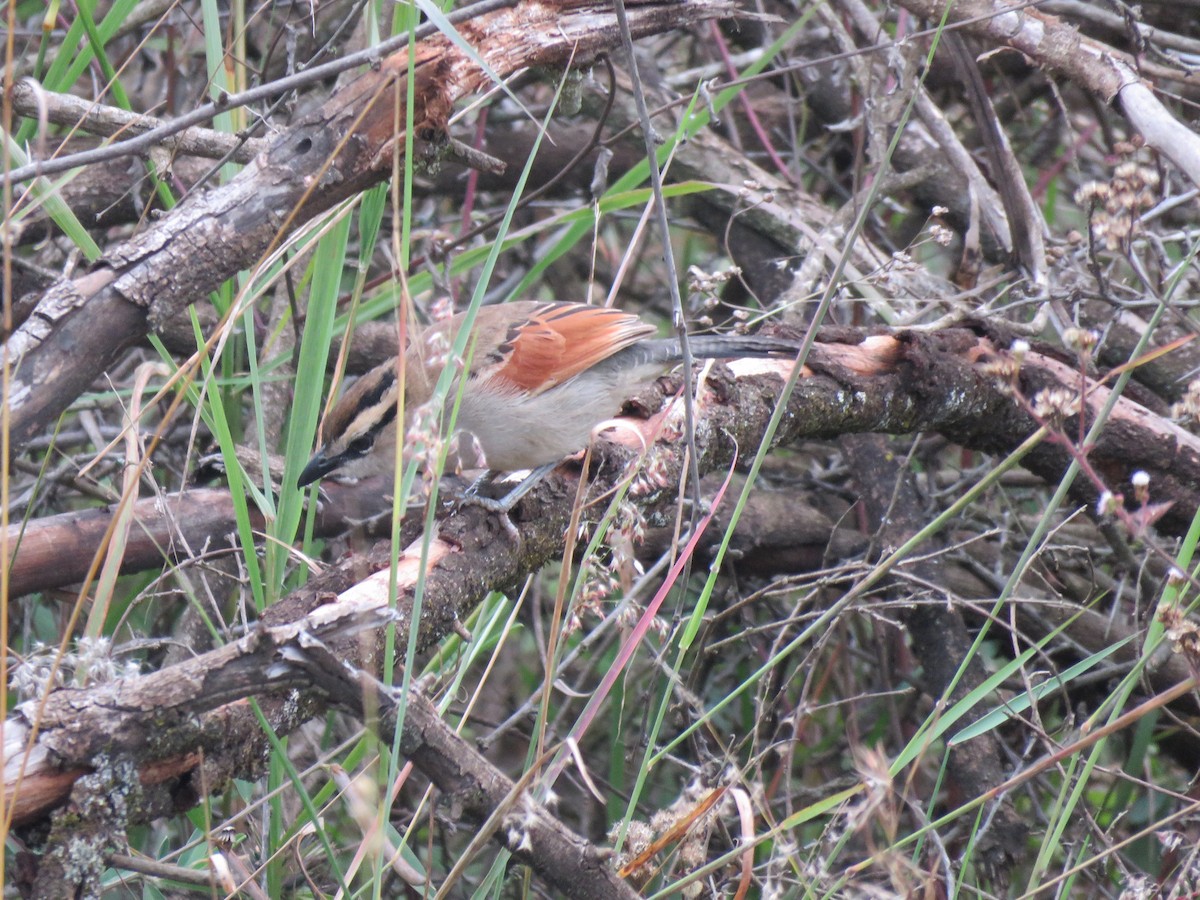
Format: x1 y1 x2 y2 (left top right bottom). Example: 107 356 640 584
454 356 662 472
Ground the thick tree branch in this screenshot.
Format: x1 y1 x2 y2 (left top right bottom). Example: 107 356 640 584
7 325 1199 599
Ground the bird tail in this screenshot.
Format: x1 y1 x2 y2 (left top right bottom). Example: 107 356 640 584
681 334 800 361
608 333 799 371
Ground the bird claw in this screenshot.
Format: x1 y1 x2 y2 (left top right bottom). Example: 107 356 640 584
443 472 521 540
459 490 514 513
455 491 523 542
444 463 561 542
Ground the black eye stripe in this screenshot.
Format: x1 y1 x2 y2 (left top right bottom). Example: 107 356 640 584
376 401 397 431
359 369 396 409
324 367 398 439
358 401 397 447
338 390 398 459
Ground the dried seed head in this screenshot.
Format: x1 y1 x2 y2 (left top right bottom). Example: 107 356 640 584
1062 328 1099 355
929 222 954 246
1032 387 1082 425
980 356 1020 392
1169 378 1200 427
1076 154 1161 251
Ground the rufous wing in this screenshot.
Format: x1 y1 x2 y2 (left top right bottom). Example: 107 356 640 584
482 302 656 395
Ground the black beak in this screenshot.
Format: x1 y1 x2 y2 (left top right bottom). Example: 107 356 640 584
298 451 338 487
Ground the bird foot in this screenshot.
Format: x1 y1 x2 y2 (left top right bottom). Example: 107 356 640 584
451 463 561 541
455 490 523 542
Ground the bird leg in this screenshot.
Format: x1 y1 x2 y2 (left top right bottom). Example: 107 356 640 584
459 462 561 514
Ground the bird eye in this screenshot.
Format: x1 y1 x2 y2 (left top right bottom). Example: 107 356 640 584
347 435 373 456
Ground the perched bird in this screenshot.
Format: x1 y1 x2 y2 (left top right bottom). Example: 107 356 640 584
298 301 797 508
